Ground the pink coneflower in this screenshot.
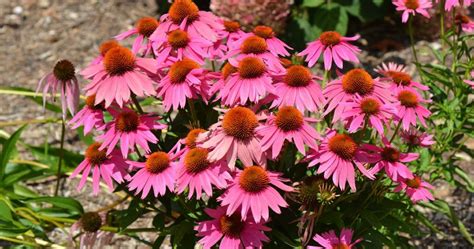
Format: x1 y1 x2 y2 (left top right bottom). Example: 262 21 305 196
400 128 435 148
195 207 270 249
299 31 360 70
375 62 429 91
324 69 393 123
70 143 129 195
456 14 474 33
219 20 246 48
151 0 223 42
98 108 166 158
339 96 396 135
270 65 325 112
392 0 432 23
176 148 232 199
197 107 265 170
152 29 212 65
308 228 362 249
306 130 375 191
69 95 106 135
464 71 474 88
81 46 157 108
37 60 80 120
225 35 285 72
157 58 211 111
395 88 431 130
438 0 472 11
220 166 293 222
395 175 434 203
170 128 207 159
88 40 121 66
251 25 292 57
115 17 159 55
258 106 320 159
127 151 178 198
361 138 417 181
217 56 276 106
209 62 238 97
70 212 113 249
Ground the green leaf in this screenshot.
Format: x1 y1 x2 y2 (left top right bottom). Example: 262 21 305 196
0 125 26 181
27 197 84 215
0 200 13 221
302 0 325 7
312 4 348 36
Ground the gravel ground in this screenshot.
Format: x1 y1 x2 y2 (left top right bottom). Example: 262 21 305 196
0 0 472 248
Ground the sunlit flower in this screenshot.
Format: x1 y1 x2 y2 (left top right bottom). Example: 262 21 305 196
69 95 106 135
37 60 80 120
70 143 129 195
198 107 265 170
394 88 431 130
176 148 232 199
251 25 292 57
219 20 246 48
170 128 207 159
339 96 396 135
299 31 360 70
308 228 362 249
70 212 113 249
157 58 211 111
438 0 472 11
395 175 434 203
195 207 270 249
209 62 237 97
324 69 393 123
98 108 166 158
127 151 178 198
375 62 428 91
88 40 121 66
81 46 157 107
115 17 159 55
217 56 276 106
306 130 375 191
361 138 417 181
151 0 223 42
456 14 474 33
258 106 320 159
400 128 435 147
270 65 325 112
220 166 293 222
152 29 213 65
392 0 432 23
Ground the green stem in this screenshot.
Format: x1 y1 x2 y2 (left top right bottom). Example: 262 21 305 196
54 120 66 196
439 0 445 52
322 70 330 88
211 60 216 72
451 10 458 73
408 17 424 82
131 94 144 114
188 99 199 128
389 121 402 143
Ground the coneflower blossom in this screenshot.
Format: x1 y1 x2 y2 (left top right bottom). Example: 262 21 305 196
308 228 362 249
89 40 121 66
115 17 159 55
70 212 113 249
176 148 232 199
258 106 320 159
324 68 392 123
361 138 417 181
299 31 361 70
392 0 432 23
220 166 293 222
209 62 237 97
251 25 292 57
170 128 207 159
219 20 246 48
218 56 276 106
157 58 211 111
438 0 472 11
395 175 434 203
225 35 285 72
198 107 265 169
70 143 129 195
152 28 212 65
98 108 166 158
400 128 435 147
376 62 429 91
395 88 431 130
151 0 223 43
127 151 178 198
81 46 157 107
69 95 106 135
195 207 270 249
270 65 325 112
339 96 396 135
37 60 80 120
306 130 375 191
456 14 474 33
